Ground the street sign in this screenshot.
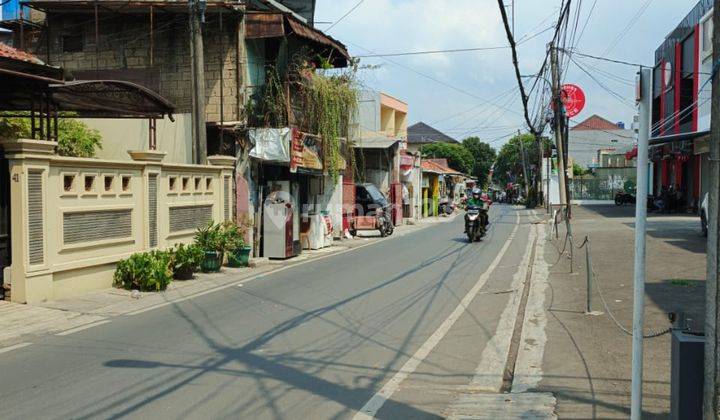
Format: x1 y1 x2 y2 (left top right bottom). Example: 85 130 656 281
561 83 586 118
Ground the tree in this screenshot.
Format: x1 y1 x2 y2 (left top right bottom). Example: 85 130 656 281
420 142 474 174
462 137 496 187
494 133 552 188
0 115 102 158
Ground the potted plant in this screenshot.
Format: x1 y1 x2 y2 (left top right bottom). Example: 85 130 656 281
169 243 204 280
194 222 224 272
223 221 251 267
113 250 172 292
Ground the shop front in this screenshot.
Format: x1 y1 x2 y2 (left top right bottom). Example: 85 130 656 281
249 128 343 258
648 130 708 211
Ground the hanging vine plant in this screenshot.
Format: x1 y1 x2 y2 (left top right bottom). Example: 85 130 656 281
291 55 359 182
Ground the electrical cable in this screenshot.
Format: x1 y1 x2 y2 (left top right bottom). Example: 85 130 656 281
325 0 365 32
602 0 652 56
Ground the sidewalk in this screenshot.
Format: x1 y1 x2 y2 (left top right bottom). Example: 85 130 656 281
536 205 705 418
0 214 458 349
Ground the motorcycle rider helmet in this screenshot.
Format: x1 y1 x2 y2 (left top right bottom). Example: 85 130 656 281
471 188 481 200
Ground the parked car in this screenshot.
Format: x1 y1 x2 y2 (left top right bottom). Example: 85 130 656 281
701 192 708 237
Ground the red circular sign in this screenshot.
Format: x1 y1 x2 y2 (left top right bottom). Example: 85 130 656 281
560 84 586 118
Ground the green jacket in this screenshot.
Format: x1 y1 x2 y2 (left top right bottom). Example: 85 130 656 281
467 197 484 207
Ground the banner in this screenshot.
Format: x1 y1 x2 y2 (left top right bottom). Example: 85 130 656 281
290 128 323 172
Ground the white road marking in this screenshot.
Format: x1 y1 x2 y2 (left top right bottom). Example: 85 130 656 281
55 320 111 336
0 342 31 354
352 211 521 420
466 224 537 392
512 223 550 393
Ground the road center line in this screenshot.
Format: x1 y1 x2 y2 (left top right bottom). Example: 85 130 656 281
352 210 522 420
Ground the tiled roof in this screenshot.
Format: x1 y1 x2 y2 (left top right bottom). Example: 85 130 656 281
0 43 45 65
421 159 461 175
571 114 622 131
408 122 458 144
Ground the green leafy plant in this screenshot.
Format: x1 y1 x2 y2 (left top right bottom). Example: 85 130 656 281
300 68 358 182
0 114 102 157
194 222 225 253
222 221 246 252
168 243 204 279
113 250 172 292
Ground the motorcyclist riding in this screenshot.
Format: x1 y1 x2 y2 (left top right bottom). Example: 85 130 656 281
464 188 490 233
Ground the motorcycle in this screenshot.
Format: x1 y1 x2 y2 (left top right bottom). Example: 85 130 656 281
614 191 636 206
439 197 455 215
465 203 489 242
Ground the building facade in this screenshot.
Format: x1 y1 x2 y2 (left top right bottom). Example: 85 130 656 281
354 90 411 224
650 0 712 210
568 115 635 169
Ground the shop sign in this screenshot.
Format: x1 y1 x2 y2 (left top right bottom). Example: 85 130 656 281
290 129 323 173
561 84 586 118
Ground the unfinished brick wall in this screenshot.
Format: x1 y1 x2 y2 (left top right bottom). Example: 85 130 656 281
33 12 243 123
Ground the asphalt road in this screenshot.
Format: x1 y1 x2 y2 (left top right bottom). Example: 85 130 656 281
0 205 536 419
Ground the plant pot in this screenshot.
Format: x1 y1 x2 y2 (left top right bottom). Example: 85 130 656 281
200 251 223 273
173 266 194 280
226 246 252 267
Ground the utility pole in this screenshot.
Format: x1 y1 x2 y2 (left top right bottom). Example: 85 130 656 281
705 3 720 418
518 129 530 201
537 134 544 206
189 0 207 164
630 66 651 420
550 44 568 209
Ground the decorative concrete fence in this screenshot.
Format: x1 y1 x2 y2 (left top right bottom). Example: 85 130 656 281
0 138 235 303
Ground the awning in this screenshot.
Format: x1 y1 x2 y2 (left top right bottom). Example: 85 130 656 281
625 145 638 160
354 137 400 149
49 80 174 119
0 79 175 119
246 12 350 68
649 130 710 146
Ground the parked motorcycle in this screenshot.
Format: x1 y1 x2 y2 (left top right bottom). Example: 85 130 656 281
349 183 394 238
439 197 455 215
465 203 489 242
614 191 636 206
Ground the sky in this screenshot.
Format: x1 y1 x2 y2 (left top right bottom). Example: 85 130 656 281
314 0 699 148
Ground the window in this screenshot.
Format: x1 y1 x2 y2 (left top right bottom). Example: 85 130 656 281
702 9 714 58
62 33 83 53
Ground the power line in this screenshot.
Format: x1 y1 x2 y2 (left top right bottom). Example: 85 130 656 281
602 0 652 56
561 48 650 67
354 25 555 58
326 0 365 32
569 56 636 109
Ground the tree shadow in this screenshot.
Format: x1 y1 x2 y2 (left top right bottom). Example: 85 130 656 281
62 211 520 419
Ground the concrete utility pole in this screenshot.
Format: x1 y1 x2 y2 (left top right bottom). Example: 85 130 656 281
630 66 651 420
550 44 568 208
537 135 544 206
518 129 530 200
189 0 207 164
705 3 720 418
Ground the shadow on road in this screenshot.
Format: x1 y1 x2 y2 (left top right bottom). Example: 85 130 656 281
66 207 519 419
